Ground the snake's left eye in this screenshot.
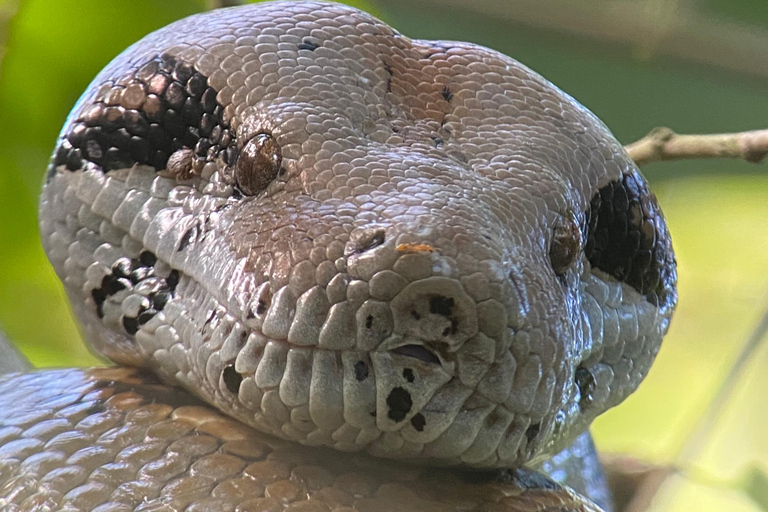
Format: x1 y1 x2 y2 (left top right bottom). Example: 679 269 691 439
234 132 282 195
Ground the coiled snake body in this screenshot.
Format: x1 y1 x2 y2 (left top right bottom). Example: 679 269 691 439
0 2 676 510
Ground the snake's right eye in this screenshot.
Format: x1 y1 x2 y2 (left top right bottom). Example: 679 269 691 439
234 132 282 196
549 211 582 277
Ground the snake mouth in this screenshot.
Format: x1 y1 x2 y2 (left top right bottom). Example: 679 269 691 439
391 344 441 365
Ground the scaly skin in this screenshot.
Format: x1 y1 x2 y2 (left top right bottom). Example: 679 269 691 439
0 367 602 511
39 0 676 468
4 0 677 508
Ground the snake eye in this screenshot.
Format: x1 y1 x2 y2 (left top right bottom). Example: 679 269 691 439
234 132 281 196
549 211 582 276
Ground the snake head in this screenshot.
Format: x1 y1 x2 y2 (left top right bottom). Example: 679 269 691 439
39 1 676 468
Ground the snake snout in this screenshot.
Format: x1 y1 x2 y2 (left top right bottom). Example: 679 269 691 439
389 277 478 349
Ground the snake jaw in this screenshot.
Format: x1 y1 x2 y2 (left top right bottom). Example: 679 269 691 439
39 0 677 469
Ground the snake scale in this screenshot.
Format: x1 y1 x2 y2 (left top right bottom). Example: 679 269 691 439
0 2 677 510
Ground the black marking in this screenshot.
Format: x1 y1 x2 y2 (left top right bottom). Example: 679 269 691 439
48 53 234 179
386 386 412 422
139 251 157 267
431 136 444 147
137 309 156 326
525 423 540 443
122 316 139 335
384 62 393 93
166 270 180 291
354 361 369 382
178 225 197 252
410 310 421 320
584 169 675 306
151 290 170 310
256 300 267 315
441 86 453 102
89 250 177 331
575 366 596 410
402 368 415 383
429 296 454 317
223 364 243 394
298 39 320 51
410 413 426 431
365 315 373 329
392 344 440 365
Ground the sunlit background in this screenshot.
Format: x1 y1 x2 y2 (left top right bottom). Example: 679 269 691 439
0 0 766 510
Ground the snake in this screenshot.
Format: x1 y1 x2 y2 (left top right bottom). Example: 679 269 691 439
0 1 677 510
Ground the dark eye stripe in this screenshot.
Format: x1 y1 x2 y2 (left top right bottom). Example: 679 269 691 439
49 53 234 178
584 168 676 307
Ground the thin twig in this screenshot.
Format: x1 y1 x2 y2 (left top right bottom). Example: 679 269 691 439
625 127 768 165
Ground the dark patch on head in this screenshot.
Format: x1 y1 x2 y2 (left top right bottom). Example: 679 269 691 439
410 412 426 431
386 386 412 422
298 38 320 51
441 86 453 102
410 310 421 320
222 364 243 394
365 315 373 329
48 52 234 179
525 423 540 444
429 296 454 317
402 368 415 383
354 361 369 382
585 169 676 306
575 366 596 410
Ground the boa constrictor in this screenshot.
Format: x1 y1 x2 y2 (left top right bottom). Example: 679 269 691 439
0 2 677 510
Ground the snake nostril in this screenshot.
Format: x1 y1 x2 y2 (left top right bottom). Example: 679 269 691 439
346 227 386 255
391 344 440 365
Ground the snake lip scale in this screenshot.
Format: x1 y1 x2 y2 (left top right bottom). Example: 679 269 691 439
35 0 675 478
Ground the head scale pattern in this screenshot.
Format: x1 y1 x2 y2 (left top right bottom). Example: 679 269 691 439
40 0 677 468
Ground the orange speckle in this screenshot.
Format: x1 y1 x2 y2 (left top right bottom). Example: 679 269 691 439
396 243 434 253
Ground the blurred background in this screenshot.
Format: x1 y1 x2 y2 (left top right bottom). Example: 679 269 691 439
0 0 766 510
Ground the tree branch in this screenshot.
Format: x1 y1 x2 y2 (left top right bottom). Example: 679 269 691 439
205 0 243 10
624 127 768 165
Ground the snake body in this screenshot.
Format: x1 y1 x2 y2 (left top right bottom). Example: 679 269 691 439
0 1 676 510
